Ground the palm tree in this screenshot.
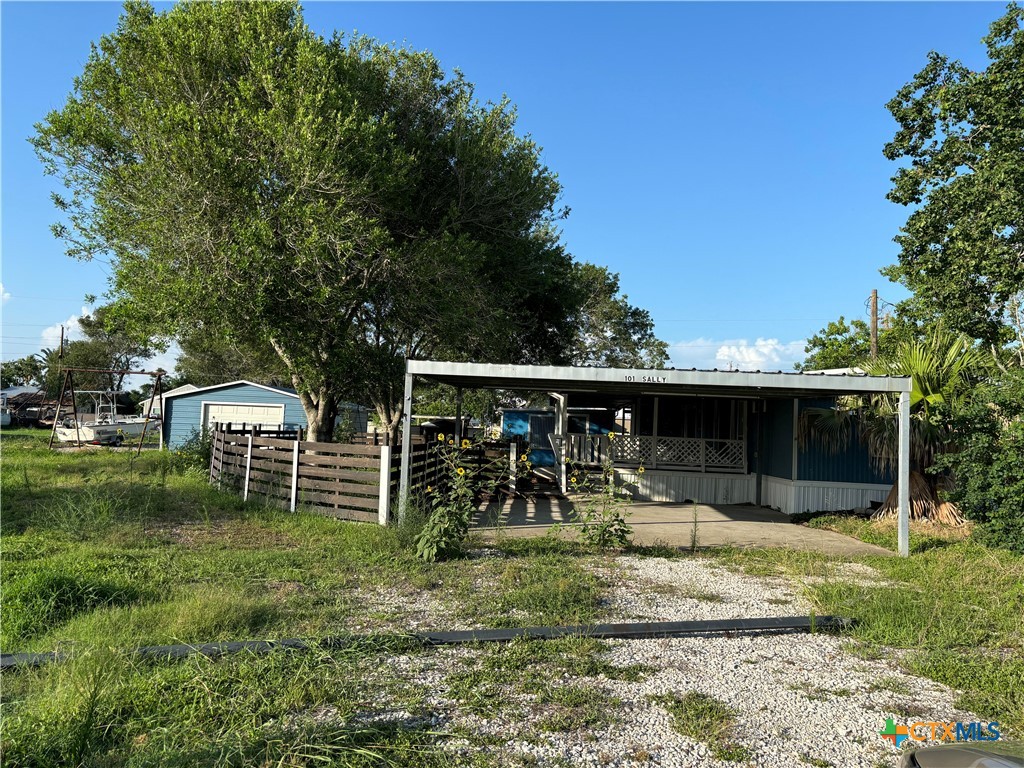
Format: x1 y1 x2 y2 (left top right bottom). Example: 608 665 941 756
799 328 988 525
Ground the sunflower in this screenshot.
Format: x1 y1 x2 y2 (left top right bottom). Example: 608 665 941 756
637 466 646 475
570 476 577 485
448 439 455 445
437 433 445 442
608 431 616 441
520 454 529 462
461 439 471 448
456 467 465 476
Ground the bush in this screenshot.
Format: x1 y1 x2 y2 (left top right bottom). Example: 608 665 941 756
414 435 506 562
934 369 1024 553
169 427 212 476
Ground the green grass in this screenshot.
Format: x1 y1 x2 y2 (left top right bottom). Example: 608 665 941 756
0 429 609 766
711 533 1024 735
650 691 751 762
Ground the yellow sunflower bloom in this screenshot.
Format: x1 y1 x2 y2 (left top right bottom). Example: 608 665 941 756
570 477 577 484
608 431 616 441
520 453 529 462
437 433 445 442
462 439 471 448
638 466 646 475
456 467 465 476
448 439 455 445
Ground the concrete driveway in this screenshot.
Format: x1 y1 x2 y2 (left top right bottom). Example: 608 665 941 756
472 498 892 557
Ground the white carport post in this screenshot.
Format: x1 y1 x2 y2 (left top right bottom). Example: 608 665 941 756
398 368 415 520
551 393 568 493
897 390 911 557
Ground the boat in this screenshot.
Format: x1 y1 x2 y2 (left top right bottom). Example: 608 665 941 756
53 391 156 446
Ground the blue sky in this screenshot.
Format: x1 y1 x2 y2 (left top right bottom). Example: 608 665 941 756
1 1 1003 375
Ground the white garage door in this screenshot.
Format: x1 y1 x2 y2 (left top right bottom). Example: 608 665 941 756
204 402 286 430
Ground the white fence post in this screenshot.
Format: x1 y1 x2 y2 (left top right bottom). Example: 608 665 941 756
509 441 518 494
243 433 253 501
378 445 392 525
289 437 300 512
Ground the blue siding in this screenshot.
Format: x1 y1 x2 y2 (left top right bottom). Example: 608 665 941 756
164 383 308 449
763 398 794 479
500 409 555 467
797 399 892 484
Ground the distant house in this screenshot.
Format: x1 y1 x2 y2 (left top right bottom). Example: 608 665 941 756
161 380 368 449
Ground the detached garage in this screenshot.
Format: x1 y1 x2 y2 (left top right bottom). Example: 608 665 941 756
161 381 310 449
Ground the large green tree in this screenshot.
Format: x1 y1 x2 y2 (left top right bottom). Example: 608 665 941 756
1 356 44 389
883 4 1024 361
566 263 669 369
35 1 577 441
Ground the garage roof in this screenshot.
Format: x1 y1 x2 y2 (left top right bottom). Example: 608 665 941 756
407 360 911 398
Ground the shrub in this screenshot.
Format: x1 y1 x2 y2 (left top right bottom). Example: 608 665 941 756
934 369 1024 553
169 427 212 476
414 435 505 562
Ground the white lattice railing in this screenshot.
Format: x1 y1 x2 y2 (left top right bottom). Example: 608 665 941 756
560 433 745 474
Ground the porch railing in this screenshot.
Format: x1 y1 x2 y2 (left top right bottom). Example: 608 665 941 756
560 433 745 474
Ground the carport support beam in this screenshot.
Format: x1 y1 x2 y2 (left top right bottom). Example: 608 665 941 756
398 369 414 520
897 390 910 557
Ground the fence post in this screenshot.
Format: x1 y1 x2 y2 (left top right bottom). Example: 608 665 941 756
209 424 218 484
243 432 253 501
509 441 518 495
378 445 392 525
289 436 300 512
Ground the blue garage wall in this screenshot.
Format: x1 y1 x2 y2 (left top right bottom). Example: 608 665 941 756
797 399 892 484
164 383 308 449
763 398 794 479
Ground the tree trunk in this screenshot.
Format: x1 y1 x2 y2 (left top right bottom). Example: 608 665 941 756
375 401 403 446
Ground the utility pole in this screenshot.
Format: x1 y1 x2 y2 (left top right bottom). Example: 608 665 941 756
870 289 879 361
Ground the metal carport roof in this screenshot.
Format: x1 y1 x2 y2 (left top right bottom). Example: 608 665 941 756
405 360 911 398
398 359 914 557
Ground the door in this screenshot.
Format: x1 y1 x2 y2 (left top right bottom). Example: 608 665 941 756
203 402 286 430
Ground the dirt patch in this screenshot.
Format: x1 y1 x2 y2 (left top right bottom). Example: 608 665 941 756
164 520 300 550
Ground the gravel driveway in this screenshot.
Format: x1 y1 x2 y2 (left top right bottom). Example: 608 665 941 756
374 554 978 767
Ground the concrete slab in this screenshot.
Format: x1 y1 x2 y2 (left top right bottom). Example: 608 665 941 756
473 498 892 557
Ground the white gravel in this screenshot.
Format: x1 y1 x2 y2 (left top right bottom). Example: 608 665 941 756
370 554 980 767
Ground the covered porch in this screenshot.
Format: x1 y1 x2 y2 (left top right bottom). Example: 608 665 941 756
399 361 914 555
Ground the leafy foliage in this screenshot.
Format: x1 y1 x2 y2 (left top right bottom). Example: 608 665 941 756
567 263 669 369
34 1 578 442
883 5 1024 355
794 316 872 372
1 356 44 389
414 435 506 562
934 368 1024 552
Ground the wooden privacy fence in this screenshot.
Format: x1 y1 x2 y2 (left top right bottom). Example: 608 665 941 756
210 430 391 524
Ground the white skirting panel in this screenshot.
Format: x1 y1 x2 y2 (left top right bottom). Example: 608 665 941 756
761 475 892 515
761 476 793 512
617 470 755 506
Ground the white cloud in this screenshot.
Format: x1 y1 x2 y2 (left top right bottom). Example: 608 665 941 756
0 283 10 304
41 306 92 349
668 337 806 372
